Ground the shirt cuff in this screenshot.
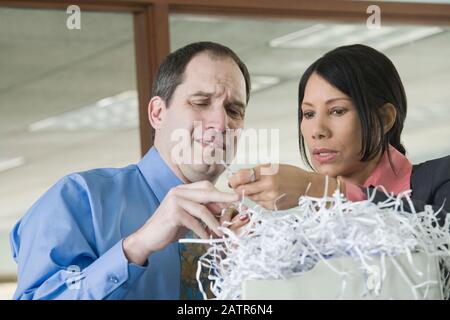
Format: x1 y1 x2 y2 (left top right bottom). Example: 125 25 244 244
81 239 147 299
345 182 366 202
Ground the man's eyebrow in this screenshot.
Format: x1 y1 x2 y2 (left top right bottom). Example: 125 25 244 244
227 99 246 109
190 92 246 109
189 91 214 98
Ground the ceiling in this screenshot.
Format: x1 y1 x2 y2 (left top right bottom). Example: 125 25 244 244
1 6 450 276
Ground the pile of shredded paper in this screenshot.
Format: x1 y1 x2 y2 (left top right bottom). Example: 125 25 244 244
180 185 450 300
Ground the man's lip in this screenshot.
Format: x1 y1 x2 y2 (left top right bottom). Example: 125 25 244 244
194 139 225 150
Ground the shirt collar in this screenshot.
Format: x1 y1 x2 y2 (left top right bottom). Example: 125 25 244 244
137 147 184 203
363 144 413 194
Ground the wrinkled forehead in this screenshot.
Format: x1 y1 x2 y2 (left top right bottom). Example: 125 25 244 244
181 54 246 102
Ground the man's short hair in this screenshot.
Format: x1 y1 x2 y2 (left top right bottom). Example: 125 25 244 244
152 41 251 106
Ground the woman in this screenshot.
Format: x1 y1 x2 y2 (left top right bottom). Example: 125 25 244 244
228 44 450 225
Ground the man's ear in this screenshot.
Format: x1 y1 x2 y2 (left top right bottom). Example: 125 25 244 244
380 103 397 134
148 96 166 130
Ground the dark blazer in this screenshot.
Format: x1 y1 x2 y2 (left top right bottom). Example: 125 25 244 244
371 155 450 226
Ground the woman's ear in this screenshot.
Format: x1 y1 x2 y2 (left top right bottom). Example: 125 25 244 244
380 103 397 134
148 96 166 129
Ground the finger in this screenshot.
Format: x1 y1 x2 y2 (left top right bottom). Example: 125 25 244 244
175 183 238 210
178 198 223 237
234 180 267 197
206 202 230 216
228 168 256 189
229 213 250 230
220 206 238 226
180 211 210 239
175 188 240 204
258 163 278 177
228 166 260 189
177 180 213 190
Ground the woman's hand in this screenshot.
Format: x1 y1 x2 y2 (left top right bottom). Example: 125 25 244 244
218 206 250 236
227 164 343 210
227 164 313 210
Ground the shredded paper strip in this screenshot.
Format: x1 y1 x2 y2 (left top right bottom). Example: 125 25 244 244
180 184 450 300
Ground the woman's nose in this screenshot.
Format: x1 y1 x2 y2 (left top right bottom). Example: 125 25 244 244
311 117 331 140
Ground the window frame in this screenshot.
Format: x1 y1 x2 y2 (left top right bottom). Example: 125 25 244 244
1 0 449 155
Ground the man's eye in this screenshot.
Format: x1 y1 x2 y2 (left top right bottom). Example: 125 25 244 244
303 111 315 119
192 101 208 107
227 109 243 119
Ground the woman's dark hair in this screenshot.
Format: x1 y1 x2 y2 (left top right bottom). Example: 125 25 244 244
298 44 407 171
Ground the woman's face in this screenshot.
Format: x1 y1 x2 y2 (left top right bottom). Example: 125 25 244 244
300 72 380 184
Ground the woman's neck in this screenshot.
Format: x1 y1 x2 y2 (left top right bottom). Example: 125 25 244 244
341 152 383 186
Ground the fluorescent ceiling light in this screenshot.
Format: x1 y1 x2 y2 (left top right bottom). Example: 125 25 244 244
0 157 25 173
28 90 138 131
270 24 443 51
269 24 327 47
251 75 280 92
28 77 281 132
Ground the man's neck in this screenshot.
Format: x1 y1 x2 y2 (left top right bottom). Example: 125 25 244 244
153 143 190 183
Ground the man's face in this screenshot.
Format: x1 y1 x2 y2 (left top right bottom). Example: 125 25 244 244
156 52 247 183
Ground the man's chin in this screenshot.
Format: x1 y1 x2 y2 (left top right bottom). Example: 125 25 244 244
180 163 225 183
196 162 225 177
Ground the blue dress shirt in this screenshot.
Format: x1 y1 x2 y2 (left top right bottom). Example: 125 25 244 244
10 147 184 299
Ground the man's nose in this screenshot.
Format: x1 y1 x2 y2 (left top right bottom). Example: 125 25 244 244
205 103 228 132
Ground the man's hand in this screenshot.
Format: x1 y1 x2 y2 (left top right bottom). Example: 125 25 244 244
123 181 240 265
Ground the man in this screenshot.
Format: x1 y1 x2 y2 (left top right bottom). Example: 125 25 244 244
10 41 251 299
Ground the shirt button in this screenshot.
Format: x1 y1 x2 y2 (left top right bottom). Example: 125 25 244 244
123 282 128 289
109 275 119 284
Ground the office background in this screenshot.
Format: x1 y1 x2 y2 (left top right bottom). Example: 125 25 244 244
1 0 450 299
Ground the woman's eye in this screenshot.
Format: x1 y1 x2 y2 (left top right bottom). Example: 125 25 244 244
330 108 347 116
303 111 315 119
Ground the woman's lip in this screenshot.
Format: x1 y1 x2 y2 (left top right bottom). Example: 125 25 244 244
313 148 338 154
313 151 338 164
